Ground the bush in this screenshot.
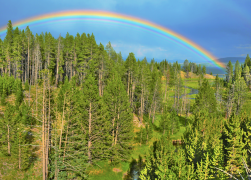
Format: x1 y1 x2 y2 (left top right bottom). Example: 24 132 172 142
25 81 29 91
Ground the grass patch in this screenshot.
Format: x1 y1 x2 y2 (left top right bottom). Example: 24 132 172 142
188 94 197 99
88 161 128 180
170 126 186 140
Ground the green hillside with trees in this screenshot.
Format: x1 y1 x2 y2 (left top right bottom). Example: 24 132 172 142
0 20 251 180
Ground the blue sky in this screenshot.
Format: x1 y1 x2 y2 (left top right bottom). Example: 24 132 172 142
1 0 251 64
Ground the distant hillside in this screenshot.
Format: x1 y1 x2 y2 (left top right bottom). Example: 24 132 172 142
200 57 247 67
155 57 247 67
217 57 246 64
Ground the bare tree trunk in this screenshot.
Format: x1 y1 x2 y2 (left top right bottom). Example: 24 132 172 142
88 102 92 163
63 122 69 163
101 59 104 96
56 37 60 86
42 77 46 180
59 94 66 150
152 101 157 123
19 133 21 169
141 86 143 122
127 71 130 96
7 124 10 155
115 111 119 145
151 82 157 123
27 39 30 84
46 76 51 177
73 50 76 77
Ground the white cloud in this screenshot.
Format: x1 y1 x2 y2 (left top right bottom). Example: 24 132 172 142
236 44 251 49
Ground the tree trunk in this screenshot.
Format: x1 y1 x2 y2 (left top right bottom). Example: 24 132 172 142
63 122 69 163
7 124 10 155
27 39 29 84
59 94 66 150
127 71 130 96
152 101 157 123
56 37 60 86
88 102 92 163
19 133 21 169
141 86 143 122
42 77 46 180
115 111 119 146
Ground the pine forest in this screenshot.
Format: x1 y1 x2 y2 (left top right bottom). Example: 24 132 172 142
1 20 251 180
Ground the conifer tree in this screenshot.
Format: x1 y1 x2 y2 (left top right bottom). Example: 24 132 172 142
44 32 55 82
183 59 189 72
13 27 22 79
233 75 247 114
24 26 33 83
124 52 137 109
202 65 206 75
55 35 64 86
193 78 217 115
103 67 133 163
244 54 251 69
160 105 171 135
79 59 110 164
15 79 23 108
234 60 241 81
223 114 247 177
5 20 14 76
243 64 250 88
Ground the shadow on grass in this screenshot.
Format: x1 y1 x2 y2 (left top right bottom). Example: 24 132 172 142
178 115 189 126
152 122 162 133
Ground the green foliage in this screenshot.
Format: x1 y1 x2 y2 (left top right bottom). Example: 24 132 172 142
193 78 217 115
103 68 133 163
0 22 251 179
183 59 189 72
24 81 29 91
15 79 23 108
202 65 206 75
223 114 247 176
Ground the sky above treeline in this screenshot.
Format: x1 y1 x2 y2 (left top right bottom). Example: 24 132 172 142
0 0 251 64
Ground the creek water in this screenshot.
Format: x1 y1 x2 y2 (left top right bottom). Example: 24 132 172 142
171 86 199 100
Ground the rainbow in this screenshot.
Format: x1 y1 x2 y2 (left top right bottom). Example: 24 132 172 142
0 10 226 69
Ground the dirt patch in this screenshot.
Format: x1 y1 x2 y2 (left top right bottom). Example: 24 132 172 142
180 71 216 79
204 74 216 79
113 168 122 173
88 169 104 175
133 114 145 128
123 172 128 178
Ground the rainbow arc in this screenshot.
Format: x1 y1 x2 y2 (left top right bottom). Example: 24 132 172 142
0 10 225 69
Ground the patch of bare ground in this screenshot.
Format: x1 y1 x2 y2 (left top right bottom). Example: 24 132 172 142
133 114 145 128
180 71 216 79
88 169 104 175
123 172 128 178
113 168 122 173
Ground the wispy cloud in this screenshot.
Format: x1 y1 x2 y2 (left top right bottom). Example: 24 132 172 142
235 44 251 49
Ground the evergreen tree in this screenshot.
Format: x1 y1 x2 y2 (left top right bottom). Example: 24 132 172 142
103 68 133 163
202 65 206 75
183 59 189 72
243 64 250 88
15 79 23 108
5 20 14 76
223 114 247 177
234 60 241 81
244 54 251 69
193 78 217 115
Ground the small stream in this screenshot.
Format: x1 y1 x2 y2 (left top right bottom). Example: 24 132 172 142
172 86 199 100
